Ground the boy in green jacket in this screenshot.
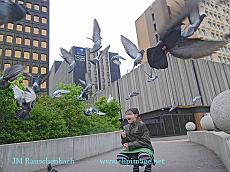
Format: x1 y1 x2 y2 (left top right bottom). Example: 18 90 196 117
117 108 154 172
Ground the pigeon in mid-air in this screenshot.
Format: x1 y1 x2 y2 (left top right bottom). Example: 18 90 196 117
121 35 144 70
12 85 36 120
87 19 102 53
181 0 207 37
60 47 85 73
111 54 126 65
0 64 24 89
125 92 139 100
107 94 113 103
142 68 158 82
47 164 59 172
191 95 202 105
26 73 49 94
89 45 110 65
52 89 70 98
0 0 30 26
84 107 106 116
169 104 177 112
147 0 230 69
77 79 94 100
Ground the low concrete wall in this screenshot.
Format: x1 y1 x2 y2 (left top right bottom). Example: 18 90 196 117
0 131 122 172
187 131 230 172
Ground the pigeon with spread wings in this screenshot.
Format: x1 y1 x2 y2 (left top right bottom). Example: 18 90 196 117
0 64 24 89
87 19 102 54
147 0 230 69
0 0 30 26
121 35 144 70
12 85 36 120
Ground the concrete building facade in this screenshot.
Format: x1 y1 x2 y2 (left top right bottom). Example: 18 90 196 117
0 0 49 93
135 0 230 64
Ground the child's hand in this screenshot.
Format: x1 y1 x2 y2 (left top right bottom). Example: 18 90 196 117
123 143 128 149
121 131 126 138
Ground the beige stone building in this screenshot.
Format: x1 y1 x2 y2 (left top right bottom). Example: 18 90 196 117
135 0 230 64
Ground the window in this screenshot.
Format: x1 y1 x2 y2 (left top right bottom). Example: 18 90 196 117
0 24 4 28
33 40 39 47
41 29 47 36
5 49 12 57
26 14 31 20
6 35 13 43
16 37 22 44
7 23 13 30
32 66 38 74
152 13 155 21
42 6 47 12
26 3 32 9
23 80 29 87
0 34 3 41
4 63 11 69
34 16 39 22
24 51 30 59
16 24 22 31
155 34 159 42
41 82 46 89
41 41 47 48
25 38 30 46
41 54 47 61
42 17 47 24
15 50 21 58
34 4 39 11
24 66 30 73
0 48 2 55
25 26 31 33
33 53 39 60
154 24 157 31
41 67 46 74
167 6 171 16
33 27 39 34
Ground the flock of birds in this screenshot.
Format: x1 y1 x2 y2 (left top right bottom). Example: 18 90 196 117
0 0 229 171
0 0 229 121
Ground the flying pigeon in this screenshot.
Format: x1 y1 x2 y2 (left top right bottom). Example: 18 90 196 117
191 95 202 105
0 64 24 89
169 104 177 112
125 92 139 100
77 79 94 100
87 19 102 53
47 164 59 172
26 73 49 94
121 35 144 70
84 107 106 116
142 68 158 82
111 54 126 65
52 89 70 98
12 85 36 120
107 94 113 103
147 0 230 69
0 0 30 26
60 47 85 73
181 0 207 37
89 45 110 65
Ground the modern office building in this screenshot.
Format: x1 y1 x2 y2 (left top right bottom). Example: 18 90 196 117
48 46 121 96
135 0 230 64
0 0 49 93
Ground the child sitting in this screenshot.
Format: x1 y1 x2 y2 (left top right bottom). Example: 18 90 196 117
117 108 154 172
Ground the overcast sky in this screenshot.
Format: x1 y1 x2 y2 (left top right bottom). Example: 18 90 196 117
50 0 155 76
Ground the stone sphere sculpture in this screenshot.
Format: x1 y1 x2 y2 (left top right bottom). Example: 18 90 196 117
210 89 230 133
185 122 196 131
200 113 215 131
